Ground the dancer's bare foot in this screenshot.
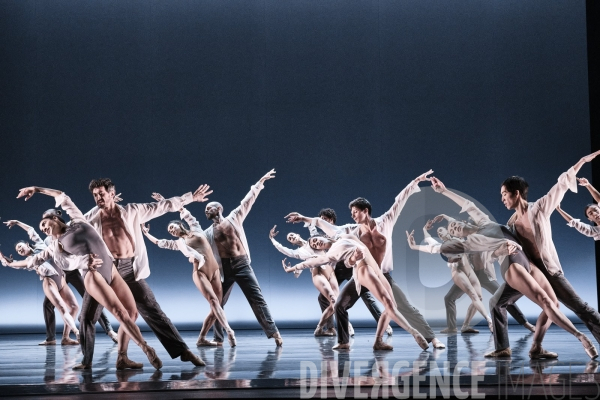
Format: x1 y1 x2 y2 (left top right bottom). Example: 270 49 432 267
272 331 283 347
431 338 445 349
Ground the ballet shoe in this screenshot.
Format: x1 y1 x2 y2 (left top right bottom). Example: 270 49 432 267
578 334 599 360
412 330 429 350
108 330 119 344
272 331 283 347
180 349 206 367
196 338 220 347
61 337 79 346
484 348 512 358
39 340 56 346
72 362 92 370
523 322 536 333
431 338 445 349
314 325 326 336
116 352 143 370
440 328 457 334
143 343 163 369
348 323 355 337
460 327 479 334
529 345 558 360
227 331 237 347
323 327 337 336
373 337 393 351
386 325 393 336
332 342 351 350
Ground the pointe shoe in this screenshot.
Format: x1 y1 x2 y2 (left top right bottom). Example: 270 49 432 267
412 330 429 350
529 345 558 360
333 342 351 350
323 327 337 336
180 349 206 367
461 327 479 334
578 334 599 360
484 347 512 358
196 338 220 347
272 331 283 347
72 362 92 370
348 323 355 337
431 338 445 349
116 352 143 370
227 331 237 348
108 330 119 344
314 325 326 336
373 337 393 351
61 337 79 346
386 325 393 336
143 344 163 370
39 340 56 346
523 322 536 333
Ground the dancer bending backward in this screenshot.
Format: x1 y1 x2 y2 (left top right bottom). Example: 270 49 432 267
429 176 598 360
0 220 80 345
406 218 494 333
141 189 236 347
556 177 600 241
287 170 445 350
283 234 429 351
204 169 283 346
269 225 343 336
15 186 163 369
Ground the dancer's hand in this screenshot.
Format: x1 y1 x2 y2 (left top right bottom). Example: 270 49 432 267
580 150 600 164
352 248 365 263
433 214 446 223
141 223 150 235
87 253 103 271
193 184 213 203
269 225 279 239
406 230 417 249
493 240 521 257
282 258 295 273
414 169 434 183
3 220 19 229
151 192 165 202
577 177 591 187
424 219 435 231
0 252 12 267
114 193 123 203
259 169 276 184
188 256 195 264
430 177 447 193
285 212 308 224
17 187 38 201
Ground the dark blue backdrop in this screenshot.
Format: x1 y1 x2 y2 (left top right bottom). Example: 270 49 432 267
0 0 594 329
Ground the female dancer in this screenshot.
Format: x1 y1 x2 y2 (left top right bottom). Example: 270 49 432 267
406 218 493 332
269 225 343 336
141 192 236 348
556 177 600 241
11 186 162 369
1 220 80 345
283 233 429 351
429 176 597 359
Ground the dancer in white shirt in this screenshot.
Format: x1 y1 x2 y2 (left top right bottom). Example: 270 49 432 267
556 177 600 241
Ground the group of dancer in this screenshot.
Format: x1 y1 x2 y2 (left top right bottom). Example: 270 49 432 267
2 149 600 370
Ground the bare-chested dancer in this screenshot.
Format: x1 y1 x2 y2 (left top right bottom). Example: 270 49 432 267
142 188 236 347
82 178 205 368
204 169 282 346
287 170 445 350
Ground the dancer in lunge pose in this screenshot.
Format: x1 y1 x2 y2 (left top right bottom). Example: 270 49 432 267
141 188 236 348
204 169 283 346
14 186 163 370
269 225 341 336
4 219 117 345
429 168 599 360
406 219 494 333
286 170 445 350
283 234 429 351
1 221 80 345
84 178 205 369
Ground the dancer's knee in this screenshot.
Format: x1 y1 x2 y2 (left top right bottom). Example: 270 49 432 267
112 306 131 322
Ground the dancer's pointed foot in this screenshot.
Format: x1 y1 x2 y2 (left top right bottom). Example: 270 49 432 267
348 323 355 337
180 349 205 367
484 347 512 358
72 362 92 370
227 331 237 347
39 340 56 346
143 343 163 369
61 337 79 346
412 330 429 350
108 330 119 344
431 338 445 349
272 331 283 347
578 334 598 359
333 342 351 351
529 344 558 360
197 337 220 347
116 352 143 370
323 327 337 336
373 337 393 351
523 322 536 333
386 325 393 336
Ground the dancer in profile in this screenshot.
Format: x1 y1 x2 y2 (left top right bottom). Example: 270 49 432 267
269 225 342 336
1 220 80 346
141 187 236 348
13 186 163 370
283 233 429 351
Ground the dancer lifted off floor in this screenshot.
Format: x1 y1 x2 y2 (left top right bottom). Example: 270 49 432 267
286 170 444 350
141 187 236 348
13 186 163 370
204 169 283 346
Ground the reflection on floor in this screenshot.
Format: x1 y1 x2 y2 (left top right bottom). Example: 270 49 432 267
1 324 599 398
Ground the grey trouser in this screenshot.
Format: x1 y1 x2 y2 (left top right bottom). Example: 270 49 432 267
444 269 527 331
213 255 279 342
44 269 113 342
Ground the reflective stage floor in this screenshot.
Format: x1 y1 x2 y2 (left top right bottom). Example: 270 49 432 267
1 324 599 399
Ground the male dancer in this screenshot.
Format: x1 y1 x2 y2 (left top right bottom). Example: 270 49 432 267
205 169 283 346
312 208 391 336
4 219 118 345
81 178 206 369
287 170 445 350
487 149 600 358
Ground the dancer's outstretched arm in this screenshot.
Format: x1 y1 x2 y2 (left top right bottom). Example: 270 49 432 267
141 223 206 265
0 252 28 269
430 178 490 225
556 205 600 240
379 169 433 225
269 225 313 260
406 230 441 254
4 219 46 251
577 178 600 204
